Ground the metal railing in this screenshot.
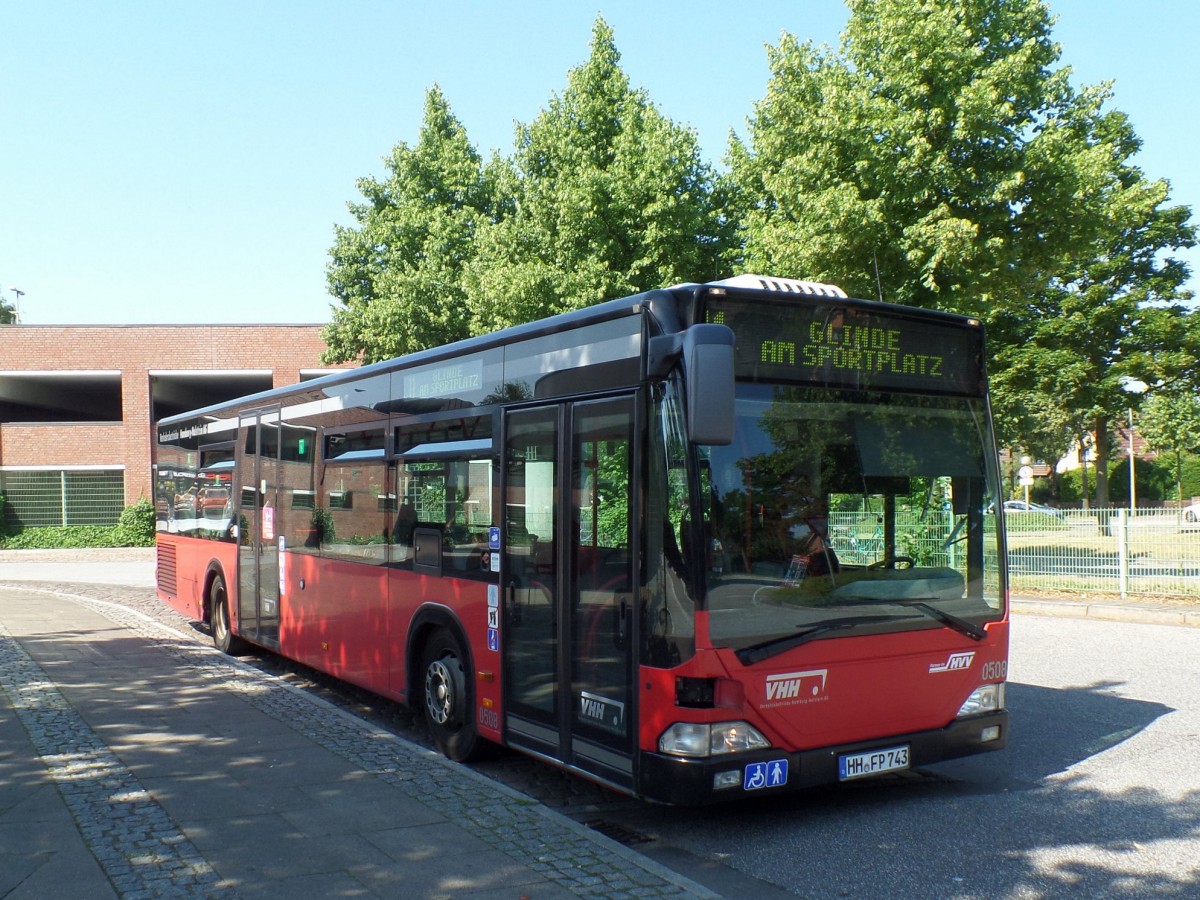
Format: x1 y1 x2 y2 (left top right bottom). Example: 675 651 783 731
0 469 126 529
830 507 1200 598
1005 508 1200 598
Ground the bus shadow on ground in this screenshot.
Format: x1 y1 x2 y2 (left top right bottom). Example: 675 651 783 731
985 680 1172 782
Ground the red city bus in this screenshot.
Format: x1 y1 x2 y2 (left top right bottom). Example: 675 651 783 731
154 274 1008 804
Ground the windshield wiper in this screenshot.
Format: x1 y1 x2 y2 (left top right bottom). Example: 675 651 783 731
881 599 987 641
735 615 906 666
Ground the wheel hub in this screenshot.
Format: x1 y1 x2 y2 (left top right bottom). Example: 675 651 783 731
425 658 458 725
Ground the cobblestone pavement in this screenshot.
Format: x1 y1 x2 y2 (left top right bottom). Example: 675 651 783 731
26 580 631 813
91 581 629 807
0 616 232 897
0 582 713 898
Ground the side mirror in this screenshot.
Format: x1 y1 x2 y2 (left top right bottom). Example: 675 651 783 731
683 325 735 445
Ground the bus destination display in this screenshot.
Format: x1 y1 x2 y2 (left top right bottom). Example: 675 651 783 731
706 299 984 395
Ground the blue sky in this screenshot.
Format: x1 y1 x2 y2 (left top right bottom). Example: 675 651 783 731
2 1 1196 325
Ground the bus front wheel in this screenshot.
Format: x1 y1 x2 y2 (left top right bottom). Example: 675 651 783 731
210 574 248 655
421 627 484 762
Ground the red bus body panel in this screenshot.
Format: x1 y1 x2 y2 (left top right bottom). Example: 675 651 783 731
155 534 237 624
156 536 503 744
639 618 1009 755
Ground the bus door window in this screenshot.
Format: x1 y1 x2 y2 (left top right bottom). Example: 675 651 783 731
503 407 559 722
237 413 281 644
644 380 695 667
570 397 635 744
275 424 315 553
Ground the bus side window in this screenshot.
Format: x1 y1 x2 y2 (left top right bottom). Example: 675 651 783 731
393 454 494 579
320 461 388 563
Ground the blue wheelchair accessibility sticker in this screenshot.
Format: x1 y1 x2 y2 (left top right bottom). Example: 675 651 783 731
744 759 789 791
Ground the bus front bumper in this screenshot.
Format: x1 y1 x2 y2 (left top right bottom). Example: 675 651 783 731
637 711 1008 805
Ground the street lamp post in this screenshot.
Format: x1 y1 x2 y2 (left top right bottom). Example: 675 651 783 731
1019 455 1033 507
1128 406 1137 510
10 287 24 324
1121 378 1149 511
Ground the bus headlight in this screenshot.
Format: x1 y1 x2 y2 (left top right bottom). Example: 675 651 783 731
957 682 1006 717
658 721 771 757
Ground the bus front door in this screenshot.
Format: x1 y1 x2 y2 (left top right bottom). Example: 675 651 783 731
503 396 639 791
236 408 282 649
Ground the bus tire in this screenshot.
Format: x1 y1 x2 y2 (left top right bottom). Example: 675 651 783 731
210 573 248 655
421 627 484 762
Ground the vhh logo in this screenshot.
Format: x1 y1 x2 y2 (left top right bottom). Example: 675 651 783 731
929 651 975 674
765 669 828 702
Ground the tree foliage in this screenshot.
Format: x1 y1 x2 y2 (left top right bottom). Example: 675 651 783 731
728 0 1078 314
322 86 502 363
324 19 732 360
0 297 14 325
321 3 1197 512
1139 389 1200 504
726 0 1195 504
991 88 1198 504
464 18 731 332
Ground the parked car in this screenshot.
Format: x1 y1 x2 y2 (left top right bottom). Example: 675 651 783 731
1183 502 1200 524
197 486 231 519
1003 500 1066 519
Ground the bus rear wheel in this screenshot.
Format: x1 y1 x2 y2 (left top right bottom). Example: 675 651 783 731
209 574 247 655
422 627 484 762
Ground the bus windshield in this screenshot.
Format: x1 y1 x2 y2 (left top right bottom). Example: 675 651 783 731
702 384 1003 655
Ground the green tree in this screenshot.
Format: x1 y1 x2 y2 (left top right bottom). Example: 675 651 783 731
0 297 14 325
727 0 1196 506
728 0 1080 315
323 86 504 363
465 17 732 332
1139 389 1200 505
992 89 1198 506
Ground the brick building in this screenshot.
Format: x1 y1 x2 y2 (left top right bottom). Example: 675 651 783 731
0 324 352 529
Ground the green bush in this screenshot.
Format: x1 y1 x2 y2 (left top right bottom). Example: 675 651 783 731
1108 457 1172 503
1032 455 1198 507
1003 511 1066 531
0 525 119 549
114 498 156 546
0 500 157 549
1028 468 1085 504
1177 454 1200 502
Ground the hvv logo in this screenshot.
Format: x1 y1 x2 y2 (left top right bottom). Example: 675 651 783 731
929 651 975 673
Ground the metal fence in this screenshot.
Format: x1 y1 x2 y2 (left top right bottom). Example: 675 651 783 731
0 469 126 529
829 507 1200 598
1005 508 1200 598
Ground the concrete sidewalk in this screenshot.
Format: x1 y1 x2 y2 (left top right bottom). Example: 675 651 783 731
1010 592 1200 627
0 548 157 588
0 586 709 899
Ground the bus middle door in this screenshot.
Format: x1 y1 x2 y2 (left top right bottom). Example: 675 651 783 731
502 395 638 791
236 408 282 649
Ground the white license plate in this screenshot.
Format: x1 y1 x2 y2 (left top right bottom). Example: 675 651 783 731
838 745 910 780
